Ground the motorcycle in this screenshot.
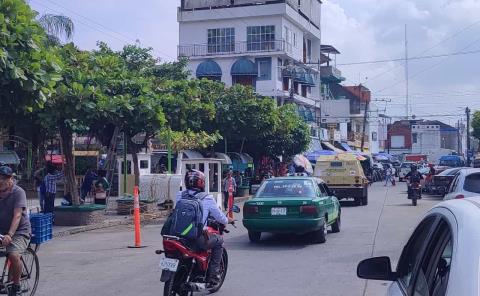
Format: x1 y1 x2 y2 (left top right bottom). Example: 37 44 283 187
408 182 422 206
157 206 240 296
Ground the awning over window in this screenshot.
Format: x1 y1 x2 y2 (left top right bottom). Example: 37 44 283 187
196 59 222 78
231 58 257 76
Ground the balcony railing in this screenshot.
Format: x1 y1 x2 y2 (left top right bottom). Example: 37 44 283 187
320 66 345 82
178 40 285 58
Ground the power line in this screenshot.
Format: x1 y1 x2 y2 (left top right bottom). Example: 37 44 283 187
360 18 480 84
337 48 480 66
33 0 175 60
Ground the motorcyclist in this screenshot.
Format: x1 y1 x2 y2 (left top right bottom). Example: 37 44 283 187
176 169 234 286
405 164 423 196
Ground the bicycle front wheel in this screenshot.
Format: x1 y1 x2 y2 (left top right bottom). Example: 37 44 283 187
20 247 39 296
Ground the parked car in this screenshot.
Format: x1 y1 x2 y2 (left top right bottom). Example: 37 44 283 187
398 162 415 182
443 168 480 200
314 154 369 206
242 175 341 244
357 196 480 296
428 167 466 196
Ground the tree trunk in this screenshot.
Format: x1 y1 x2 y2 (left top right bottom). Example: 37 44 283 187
58 120 80 206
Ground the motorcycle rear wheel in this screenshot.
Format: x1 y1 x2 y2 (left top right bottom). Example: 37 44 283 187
163 265 189 296
208 248 229 294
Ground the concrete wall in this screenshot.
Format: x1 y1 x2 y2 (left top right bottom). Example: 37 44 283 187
411 124 441 154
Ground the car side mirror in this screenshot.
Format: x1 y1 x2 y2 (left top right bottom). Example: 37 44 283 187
357 257 397 281
232 205 241 213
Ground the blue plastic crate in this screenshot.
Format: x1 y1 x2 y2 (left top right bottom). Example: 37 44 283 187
30 213 53 244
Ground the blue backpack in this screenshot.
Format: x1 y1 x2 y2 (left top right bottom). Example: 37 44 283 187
167 191 208 240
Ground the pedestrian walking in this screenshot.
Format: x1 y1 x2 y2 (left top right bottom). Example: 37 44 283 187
33 165 46 212
222 170 237 211
43 164 64 213
385 166 393 186
391 166 396 186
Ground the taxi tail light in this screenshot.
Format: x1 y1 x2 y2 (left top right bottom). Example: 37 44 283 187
244 205 259 214
455 194 465 199
300 205 318 215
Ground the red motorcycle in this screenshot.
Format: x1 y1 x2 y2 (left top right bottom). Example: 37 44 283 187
157 215 237 296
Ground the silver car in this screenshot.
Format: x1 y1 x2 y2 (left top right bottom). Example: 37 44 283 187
357 197 480 296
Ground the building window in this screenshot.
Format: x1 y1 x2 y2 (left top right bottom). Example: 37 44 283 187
307 39 312 61
232 76 256 88
256 57 272 81
293 33 297 47
301 85 308 97
247 25 275 51
283 77 289 91
140 160 149 169
277 58 283 81
207 28 235 53
412 133 418 144
284 26 292 52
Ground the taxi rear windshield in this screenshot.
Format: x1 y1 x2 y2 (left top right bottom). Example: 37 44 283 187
256 179 315 198
330 161 343 167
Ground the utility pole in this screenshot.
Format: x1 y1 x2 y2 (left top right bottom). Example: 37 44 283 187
466 107 471 166
405 24 409 119
360 85 369 152
457 120 461 155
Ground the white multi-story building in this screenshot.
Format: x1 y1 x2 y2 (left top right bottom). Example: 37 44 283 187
178 0 332 150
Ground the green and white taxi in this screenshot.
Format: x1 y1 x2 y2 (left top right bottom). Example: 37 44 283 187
242 175 341 243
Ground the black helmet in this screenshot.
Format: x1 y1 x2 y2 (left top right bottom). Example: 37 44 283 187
411 164 418 171
184 169 205 192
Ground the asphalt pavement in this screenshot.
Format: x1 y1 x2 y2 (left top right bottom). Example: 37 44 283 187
34 182 444 296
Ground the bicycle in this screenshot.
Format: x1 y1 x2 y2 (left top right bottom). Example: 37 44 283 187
0 235 39 296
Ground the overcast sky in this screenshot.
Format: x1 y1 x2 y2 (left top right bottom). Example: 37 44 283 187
29 0 480 124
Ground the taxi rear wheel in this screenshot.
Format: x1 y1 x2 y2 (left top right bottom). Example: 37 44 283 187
331 212 341 233
248 231 261 243
310 224 327 244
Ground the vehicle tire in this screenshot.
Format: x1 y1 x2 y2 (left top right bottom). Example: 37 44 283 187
20 247 39 296
163 267 188 296
362 195 368 206
412 198 417 206
355 197 363 206
248 231 261 243
310 223 327 244
331 212 341 233
208 248 228 294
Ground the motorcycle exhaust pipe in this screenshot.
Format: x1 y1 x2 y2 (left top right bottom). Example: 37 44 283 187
184 282 206 292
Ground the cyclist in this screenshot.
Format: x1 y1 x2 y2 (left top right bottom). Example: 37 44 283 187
0 166 31 296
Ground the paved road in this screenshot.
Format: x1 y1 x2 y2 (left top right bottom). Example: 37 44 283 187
35 183 443 296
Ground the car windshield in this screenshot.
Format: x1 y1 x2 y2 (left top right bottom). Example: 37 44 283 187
439 159 459 167
464 173 480 194
438 168 459 176
401 163 413 168
256 179 315 198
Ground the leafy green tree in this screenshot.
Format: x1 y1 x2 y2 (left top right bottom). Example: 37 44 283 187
0 0 61 121
472 111 480 146
38 13 74 45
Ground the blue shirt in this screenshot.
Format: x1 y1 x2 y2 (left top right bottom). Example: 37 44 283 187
44 171 64 194
176 190 228 227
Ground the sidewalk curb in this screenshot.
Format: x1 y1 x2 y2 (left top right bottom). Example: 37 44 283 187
53 197 250 238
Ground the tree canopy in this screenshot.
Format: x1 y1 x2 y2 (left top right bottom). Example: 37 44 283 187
472 111 480 144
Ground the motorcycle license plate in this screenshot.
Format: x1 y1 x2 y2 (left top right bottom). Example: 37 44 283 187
271 207 287 216
159 257 179 272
